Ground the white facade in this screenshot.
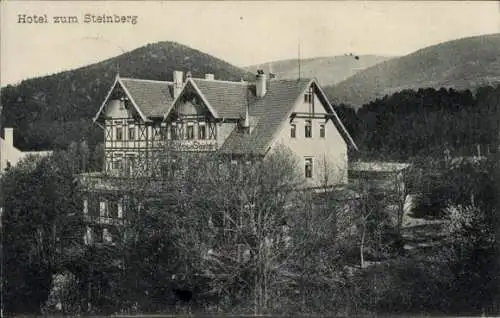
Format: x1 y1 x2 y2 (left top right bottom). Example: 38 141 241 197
271 89 349 187
0 128 52 173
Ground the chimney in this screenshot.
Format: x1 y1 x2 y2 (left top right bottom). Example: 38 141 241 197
242 105 250 130
205 73 215 80
4 128 13 148
256 70 267 97
173 70 184 99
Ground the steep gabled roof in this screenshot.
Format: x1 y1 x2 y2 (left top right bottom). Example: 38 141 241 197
220 79 312 155
312 79 358 151
93 75 174 122
120 78 174 118
191 78 252 118
94 73 358 156
164 78 220 119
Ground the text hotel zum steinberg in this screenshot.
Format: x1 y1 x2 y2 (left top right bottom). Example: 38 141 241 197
17 13 139 25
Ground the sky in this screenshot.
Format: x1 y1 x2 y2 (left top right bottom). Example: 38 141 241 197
1 1 499 86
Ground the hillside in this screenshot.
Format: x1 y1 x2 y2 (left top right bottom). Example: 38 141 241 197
326 33 500 108
0 41 251 150
245 55 392 86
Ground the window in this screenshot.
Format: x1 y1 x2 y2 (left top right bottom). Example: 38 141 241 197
89 199 99 217
99 201 107 218
304 93 312 103
160 123 167 140
320 124 325 138
305 158 313 179
83 199 88 215
170 124 178 140
186 124 195 140
166 159 180 179
108 200 118 218
113 158 122 170
103 228 113 243
306 87 315 113
305 120 312 138
125 155 135 176
198 123 206 140
115 126 123 141
117 200 123 219
128 126 135 140
84 227 93 245
290 124 296 138
94 227 103 243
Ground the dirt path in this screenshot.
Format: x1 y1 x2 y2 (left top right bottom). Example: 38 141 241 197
401 195 449 252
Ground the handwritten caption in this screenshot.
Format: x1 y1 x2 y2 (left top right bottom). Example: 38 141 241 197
17 14 138 25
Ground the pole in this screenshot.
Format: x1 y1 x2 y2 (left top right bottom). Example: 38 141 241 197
298 41 301 80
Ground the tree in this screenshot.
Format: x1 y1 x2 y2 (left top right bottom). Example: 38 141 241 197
1 151 85 314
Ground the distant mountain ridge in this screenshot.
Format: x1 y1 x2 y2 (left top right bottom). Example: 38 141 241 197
325 33 500 108
245 55 392 86
0 41 252 150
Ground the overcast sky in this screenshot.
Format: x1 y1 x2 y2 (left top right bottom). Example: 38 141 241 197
1 1 499 86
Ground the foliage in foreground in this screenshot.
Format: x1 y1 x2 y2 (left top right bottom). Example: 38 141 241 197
2 145 499 316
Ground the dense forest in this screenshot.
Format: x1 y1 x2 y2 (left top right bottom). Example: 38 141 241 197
0 41 251 151
335 84 500 160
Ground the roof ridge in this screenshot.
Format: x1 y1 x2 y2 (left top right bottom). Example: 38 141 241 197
279 78 313 82
120 77 173 84
193 78 249 85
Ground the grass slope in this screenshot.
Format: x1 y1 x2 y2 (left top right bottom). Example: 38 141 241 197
245 55 392 86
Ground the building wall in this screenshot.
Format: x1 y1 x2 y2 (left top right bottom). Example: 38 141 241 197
0 129 23 171
0 128 52 172
104 99 143 176
82 192 126 245
270 89 348 187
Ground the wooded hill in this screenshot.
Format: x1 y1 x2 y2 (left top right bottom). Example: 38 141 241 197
0 41 251 151
326 33 500 108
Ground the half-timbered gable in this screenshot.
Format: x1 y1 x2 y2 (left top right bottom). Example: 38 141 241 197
94 76 175 177
164 79 221 151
